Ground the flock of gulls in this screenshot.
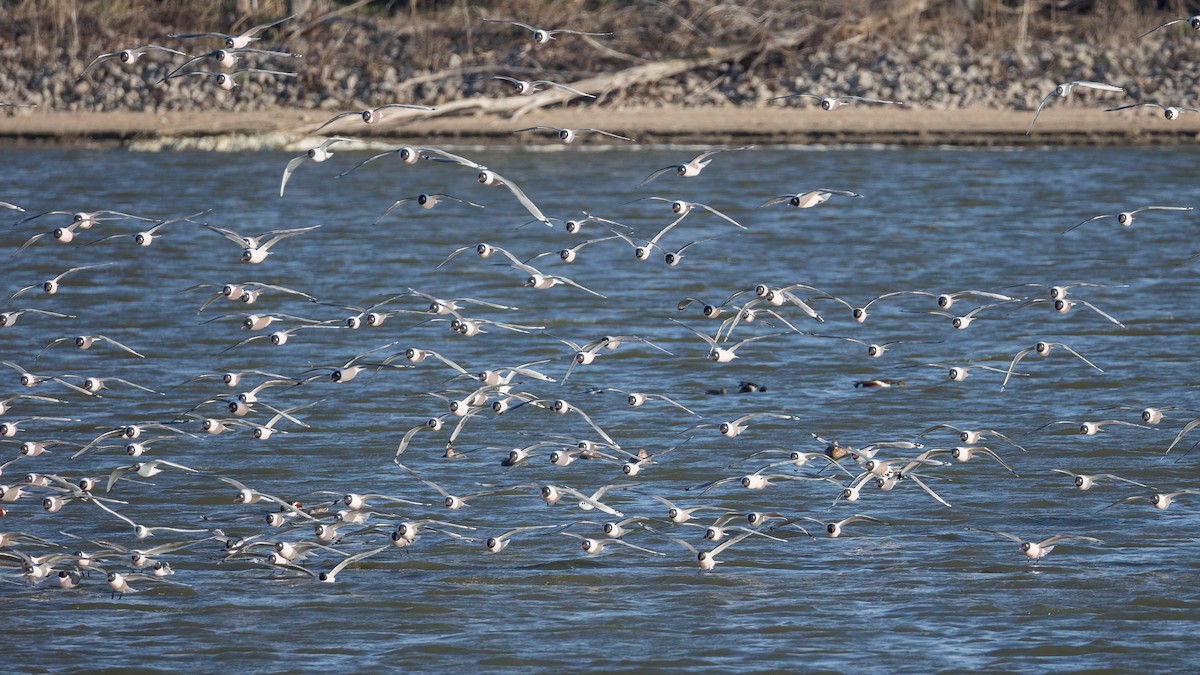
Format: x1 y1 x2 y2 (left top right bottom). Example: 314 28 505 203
3 11 1200 601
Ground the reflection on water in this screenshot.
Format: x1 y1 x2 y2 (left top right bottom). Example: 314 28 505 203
1 145 1199 670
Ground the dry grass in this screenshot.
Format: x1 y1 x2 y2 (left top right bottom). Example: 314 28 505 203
0 0 1191 111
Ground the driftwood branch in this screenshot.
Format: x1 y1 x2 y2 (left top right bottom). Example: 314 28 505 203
361 26 818 127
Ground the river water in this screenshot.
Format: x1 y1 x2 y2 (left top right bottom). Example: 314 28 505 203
1 143 1198 671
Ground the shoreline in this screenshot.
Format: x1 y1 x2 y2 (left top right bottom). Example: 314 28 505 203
2 106 1197 149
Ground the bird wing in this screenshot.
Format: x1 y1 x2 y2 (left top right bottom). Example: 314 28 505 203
279 155 308 196
1026 89 1058 134
77 52 118 79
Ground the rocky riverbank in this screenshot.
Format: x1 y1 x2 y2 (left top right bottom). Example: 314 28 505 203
2 2 1196 145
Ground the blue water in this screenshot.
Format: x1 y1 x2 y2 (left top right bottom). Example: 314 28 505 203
1 144 1198 671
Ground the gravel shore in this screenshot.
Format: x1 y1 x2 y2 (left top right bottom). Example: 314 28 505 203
4 3 1197 147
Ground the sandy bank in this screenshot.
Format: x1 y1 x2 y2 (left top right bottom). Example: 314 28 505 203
2 106 1197 148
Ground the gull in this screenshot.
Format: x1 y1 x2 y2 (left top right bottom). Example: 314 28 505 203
215 476 316 520
280 138 353 196
973 529 1103 561
491 76 594 97
36 335 145 360
539 484 629 517
438 241 527 269
314 347 410 385
394 460 529 509
315 104 437 132
205 224 321 263
392 519 476 545
182 280 316 312
168 15 296 49
14 209 154 229
515 126 634 143
661 530 755 571
1138 15 1200 40
1111 490 1200 510
496 397 620 448
85 210 211 248
917 363 1021 383
1064 205 1193 233
477 167 552 226
1 201 25 211
1105 405 1193 426
308 546 390 583
201 311 322 331
1014 297 1126 328
1050 469 1147 491
759 188 863 209
66 375 164 396
0 394 65 416
664 235 728 267
562 532 663 556
14 223 93 254
0 308 74 329
1001 341 1103 391
105 459 200 492
638 147 753 187
323 492 426 511
1005 281 1125 302
336 144 484 178
443 311 545 338
9 262 112 300
500 258 607 298
484 524 562 553
391 413 479 457
809 334 940 359
628 196 745 229
813 289 932 323
686 412 802 441
396 347 469 375
479 18 612 44
645 494 732 524
248 401 320 440
926 289 1017 310
1037 419 1153 437
159 47 302 82
1027 81 1125 134
591 387 698 417
619 445 684 477
168 68 297 91
918 424 1027 452
552 333 671 383
0 415 76 437
1107 101 1200 121
0 361 94 396
919 300 1016 330
671 319 785 363
405 288 517 315
468 359 555 387
374 194 484 224
927 446 1018 475
770 93 905 110
105 570 188 598
547 234 622 264
715 298 820 340
792 514 889 538
216 323 336 353
72 423 196 458
89 499 208 540
687 466 833 495
77 45 189 79
174 368 290 390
